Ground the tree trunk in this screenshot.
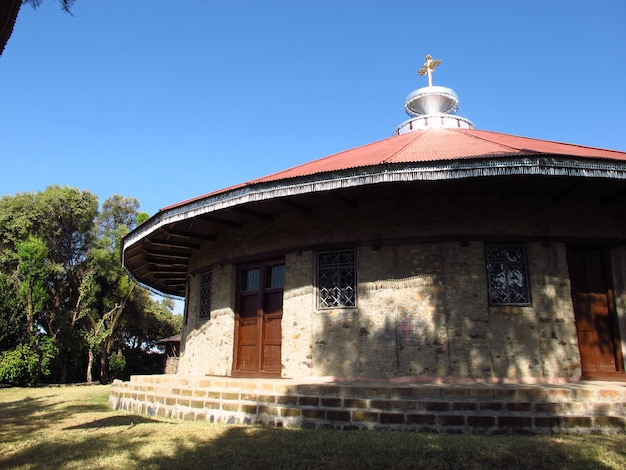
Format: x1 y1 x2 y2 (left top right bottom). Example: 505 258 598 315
86 348 94 383
60 358 67 384
25 287 34 334
99 350 109 384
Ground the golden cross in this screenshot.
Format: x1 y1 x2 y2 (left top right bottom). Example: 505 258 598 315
417 54 441 87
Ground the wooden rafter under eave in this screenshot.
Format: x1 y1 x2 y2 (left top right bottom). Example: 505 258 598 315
147 239 200 250
163 227 216 242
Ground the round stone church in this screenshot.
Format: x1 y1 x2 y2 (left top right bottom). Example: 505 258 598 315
122 56 626 384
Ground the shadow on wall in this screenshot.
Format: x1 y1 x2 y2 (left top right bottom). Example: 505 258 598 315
311 242 580 382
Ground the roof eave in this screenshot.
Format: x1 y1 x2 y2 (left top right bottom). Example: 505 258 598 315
123 154 626 256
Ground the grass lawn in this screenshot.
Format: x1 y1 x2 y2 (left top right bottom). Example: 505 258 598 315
1 385 625 469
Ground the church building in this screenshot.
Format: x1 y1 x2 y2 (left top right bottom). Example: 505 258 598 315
122 56 626 383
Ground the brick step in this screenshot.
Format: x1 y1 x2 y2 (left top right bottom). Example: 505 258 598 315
109 375 626 434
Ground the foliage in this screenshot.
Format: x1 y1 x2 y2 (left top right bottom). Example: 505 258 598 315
0 187 181 384
17 236 49 308
0 273 26 350
136 211 150 225
16 235 50 333
108 350 126 376
122 295 182 352
0 344 38 386
25 1 76 13
96 195 141 239
82 195 150 383
0 336 58 386
0 191 42 268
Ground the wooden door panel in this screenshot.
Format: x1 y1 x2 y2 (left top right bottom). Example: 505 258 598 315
262 314 282 371
261 289 283 372
237 346 259 371
590 293 610 329
239 295 258 317
573 293 592 329
263 346 281 372
576 304 596 376
236 317 259 371
264 290 282 314
238 317 259 342
234 261 284 377
263 314 282 342
568 247 623 378
585 251 606 293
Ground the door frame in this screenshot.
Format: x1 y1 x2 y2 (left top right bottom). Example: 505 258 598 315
232 259 285 378
567 245 625 380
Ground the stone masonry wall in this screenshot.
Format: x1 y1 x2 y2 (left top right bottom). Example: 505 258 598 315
177 194 624 381
281 251 315 378
530 243 582 377
303 241 581 381
178 264 236 376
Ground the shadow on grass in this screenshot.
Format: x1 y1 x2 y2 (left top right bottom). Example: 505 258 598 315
132 426 625 470
65 414 170 429
1 385 625 470
0 395 56 418
0 388 111 443
1 395 108 421
2 417 624 470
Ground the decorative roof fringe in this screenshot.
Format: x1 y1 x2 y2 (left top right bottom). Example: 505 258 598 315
123 157 626 251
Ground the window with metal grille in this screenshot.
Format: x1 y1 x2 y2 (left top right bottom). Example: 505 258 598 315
486 244 531 305
317 250 356 308
198 271 213 320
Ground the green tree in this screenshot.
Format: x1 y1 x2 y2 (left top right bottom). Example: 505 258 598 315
122 295 182 352
0 186 98 383
0 191 45 268
16 235 50 334
97 195 145 239
0 273 26 351
0 191 54 350
0 336 58 386
83 286 134 384
81 195 149 383
0 187 179 384
120 292 182 378
38 186 98 383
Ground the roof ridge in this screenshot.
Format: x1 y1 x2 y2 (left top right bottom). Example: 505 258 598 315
458 129 532 154
468 129 626 155
249 134 402 180
379 132 425 164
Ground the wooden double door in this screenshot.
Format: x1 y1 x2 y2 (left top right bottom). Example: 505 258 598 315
233 260 285 377
567 247 624 379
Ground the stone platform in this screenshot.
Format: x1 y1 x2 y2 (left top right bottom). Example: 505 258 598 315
109 375 626 434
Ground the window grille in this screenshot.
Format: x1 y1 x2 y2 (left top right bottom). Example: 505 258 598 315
486 244 531 305
198 271 213 320
317 250 356 308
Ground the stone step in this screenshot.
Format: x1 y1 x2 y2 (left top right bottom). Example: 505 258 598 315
109 375 626 434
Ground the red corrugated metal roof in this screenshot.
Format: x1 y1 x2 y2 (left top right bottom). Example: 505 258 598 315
162 128 626 211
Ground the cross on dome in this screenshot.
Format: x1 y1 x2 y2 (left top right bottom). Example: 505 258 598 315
417 54 441 87
394 54 475 134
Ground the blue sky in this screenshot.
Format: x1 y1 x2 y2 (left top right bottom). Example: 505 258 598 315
2 0 625 216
